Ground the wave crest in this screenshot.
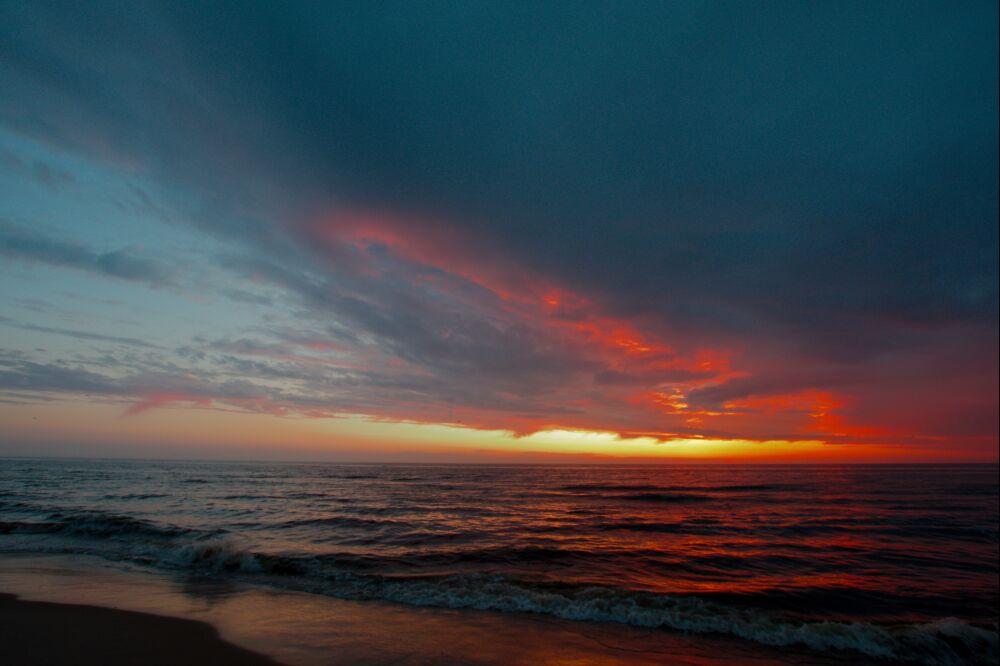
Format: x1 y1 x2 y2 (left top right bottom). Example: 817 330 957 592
121 538 1000 666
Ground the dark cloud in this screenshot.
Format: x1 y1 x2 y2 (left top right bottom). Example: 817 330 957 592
0 2 996 446
148 1 997 351
4 2 995 335
0 355 119 395
0 145 75 189
0 318 161 349
0 221 174 286
0 351 301 412
222 288 275 307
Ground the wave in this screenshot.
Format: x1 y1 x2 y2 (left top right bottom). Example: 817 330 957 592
561 484 663 491
364 576 996 666
560 483 800 493
613 493 713 503
218 493 287 501
101 493 170 500
599 521 691 533
0 513 199 540
121 538 1000 666
268 516 411 530
0 499 44 512
598 519 997 543
2 524 995 665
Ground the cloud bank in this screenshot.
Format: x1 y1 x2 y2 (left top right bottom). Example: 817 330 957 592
0 2 996 457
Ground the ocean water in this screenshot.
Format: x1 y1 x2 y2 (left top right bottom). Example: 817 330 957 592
0 459 996 665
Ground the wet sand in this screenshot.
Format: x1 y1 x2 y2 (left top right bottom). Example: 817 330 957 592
0 593 278 666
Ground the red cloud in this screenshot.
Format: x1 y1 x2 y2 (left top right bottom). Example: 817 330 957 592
123 392 213 416
115 208 993 461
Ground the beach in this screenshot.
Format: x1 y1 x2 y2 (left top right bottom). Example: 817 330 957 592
0 593 277 666
1 554 882 666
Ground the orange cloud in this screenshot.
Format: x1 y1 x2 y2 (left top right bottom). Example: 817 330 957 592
123 392 213 416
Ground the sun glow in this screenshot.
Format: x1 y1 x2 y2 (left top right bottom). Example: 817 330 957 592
0 398 960 462
517 428 829 459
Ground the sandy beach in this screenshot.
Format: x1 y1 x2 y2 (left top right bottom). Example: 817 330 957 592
0 593 277 666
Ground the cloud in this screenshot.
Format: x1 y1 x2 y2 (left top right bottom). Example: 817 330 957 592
3 3 994 345
0 3 995 453
0 352 316 417
0 221 174 286
122 392 213 416
0 318 161 349
0 145 74 189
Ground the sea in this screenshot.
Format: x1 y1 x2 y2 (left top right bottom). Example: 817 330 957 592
0 459 996 665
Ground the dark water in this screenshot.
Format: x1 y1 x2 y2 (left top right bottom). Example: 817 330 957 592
1 459 997 664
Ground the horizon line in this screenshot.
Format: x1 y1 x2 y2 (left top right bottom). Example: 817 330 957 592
1 453 996 467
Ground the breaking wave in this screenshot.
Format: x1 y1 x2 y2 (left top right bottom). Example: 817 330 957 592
2 520 995 665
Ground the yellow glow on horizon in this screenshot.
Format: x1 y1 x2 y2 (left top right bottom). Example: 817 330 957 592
309 418 835 460
516 428 828 458
0 398 953 462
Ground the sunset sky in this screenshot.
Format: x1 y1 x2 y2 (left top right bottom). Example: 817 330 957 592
1 2 997 462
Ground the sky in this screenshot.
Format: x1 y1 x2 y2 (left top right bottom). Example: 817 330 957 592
0 1 997 462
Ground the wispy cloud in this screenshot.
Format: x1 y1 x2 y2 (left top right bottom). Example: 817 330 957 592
0 221 174 287
0 318 160 349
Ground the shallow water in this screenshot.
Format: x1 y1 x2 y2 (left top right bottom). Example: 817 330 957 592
1 459 996 664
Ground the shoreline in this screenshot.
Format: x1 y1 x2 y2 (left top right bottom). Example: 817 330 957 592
0 553 881 666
